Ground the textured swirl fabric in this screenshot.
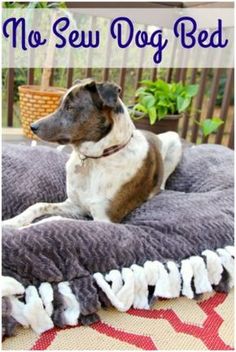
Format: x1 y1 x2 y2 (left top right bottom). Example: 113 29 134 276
2 143 234 338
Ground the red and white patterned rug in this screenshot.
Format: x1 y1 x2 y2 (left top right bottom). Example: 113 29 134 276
3 290 234 350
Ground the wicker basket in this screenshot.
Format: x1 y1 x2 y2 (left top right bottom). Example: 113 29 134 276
18 85 66 139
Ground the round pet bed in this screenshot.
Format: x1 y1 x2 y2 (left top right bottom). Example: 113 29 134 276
2 143 234 338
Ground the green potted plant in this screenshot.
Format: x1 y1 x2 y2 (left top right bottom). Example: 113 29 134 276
130 79 199 134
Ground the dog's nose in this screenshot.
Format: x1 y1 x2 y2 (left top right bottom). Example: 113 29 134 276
30 123 39 133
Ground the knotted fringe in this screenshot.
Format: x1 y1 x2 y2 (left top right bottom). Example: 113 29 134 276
2 245 234 337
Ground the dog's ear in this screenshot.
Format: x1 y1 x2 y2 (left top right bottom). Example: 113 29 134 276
97 82 121 108
73 78 96 86
73 79 82 85
84 80 121 109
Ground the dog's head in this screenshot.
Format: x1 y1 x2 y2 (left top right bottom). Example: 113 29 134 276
31 79 123 145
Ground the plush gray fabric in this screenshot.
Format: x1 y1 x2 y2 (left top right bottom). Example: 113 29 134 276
2 143 234 336
2 145 68 220
2 297 17 338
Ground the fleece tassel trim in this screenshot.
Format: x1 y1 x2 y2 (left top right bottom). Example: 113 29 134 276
2 245 234 335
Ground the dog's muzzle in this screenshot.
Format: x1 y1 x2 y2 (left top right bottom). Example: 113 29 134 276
30 123 39 134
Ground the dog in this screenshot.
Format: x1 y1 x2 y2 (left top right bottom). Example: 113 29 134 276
3 79 182 228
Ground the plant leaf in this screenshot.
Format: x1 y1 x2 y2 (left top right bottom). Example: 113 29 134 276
135 87 146 96
135 79 198 118
185 84 199 97
139 80 156 87
141 95 156 109
173 82 184 95
155 79 169 93
157 106 168 120
132 103 147 114
177 96 191 113
148 107 157 125
200 118 224 136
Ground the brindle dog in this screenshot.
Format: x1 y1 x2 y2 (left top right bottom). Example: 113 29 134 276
3 79 182 227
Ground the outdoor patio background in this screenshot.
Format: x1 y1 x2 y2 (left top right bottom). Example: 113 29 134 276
1 2 234 350
2 1 234 148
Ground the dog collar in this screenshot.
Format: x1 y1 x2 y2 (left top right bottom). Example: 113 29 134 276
82 134 133 160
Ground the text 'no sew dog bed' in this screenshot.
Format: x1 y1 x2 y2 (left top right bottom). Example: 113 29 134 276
2 143 234 338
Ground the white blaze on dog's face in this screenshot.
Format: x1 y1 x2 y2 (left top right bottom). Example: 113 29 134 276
30 79 123 145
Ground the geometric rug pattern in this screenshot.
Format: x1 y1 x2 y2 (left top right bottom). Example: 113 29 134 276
2 290 234 350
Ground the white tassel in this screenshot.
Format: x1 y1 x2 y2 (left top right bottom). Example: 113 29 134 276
154 262 172 298
131 264 149 309
39 283 54 317
189 256 212 294
1 276 25 297
202 250 223 285
93 273 126 311
144 261 159 286
9 296 29 327
116 268 135 311
225 246 235 258
166 261 181 297
217 248 234 288
181 259 194 299
105 270 123 294
24 286 53 335
58 282 80 326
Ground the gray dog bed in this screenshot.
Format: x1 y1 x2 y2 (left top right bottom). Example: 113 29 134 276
2 143 234 339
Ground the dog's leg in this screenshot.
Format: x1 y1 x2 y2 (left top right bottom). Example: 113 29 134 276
2 199 83 229
90 202 111 223
18 216 64 230
157 132 182 190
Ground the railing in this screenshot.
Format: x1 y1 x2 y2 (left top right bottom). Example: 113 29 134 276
3 67 234 148
2 2 234 147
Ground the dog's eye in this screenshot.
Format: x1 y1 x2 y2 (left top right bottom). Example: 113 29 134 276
63 98 73 112
66 104 74 112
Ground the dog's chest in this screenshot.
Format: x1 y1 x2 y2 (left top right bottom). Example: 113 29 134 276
66 153 134 211
66 133 149 213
